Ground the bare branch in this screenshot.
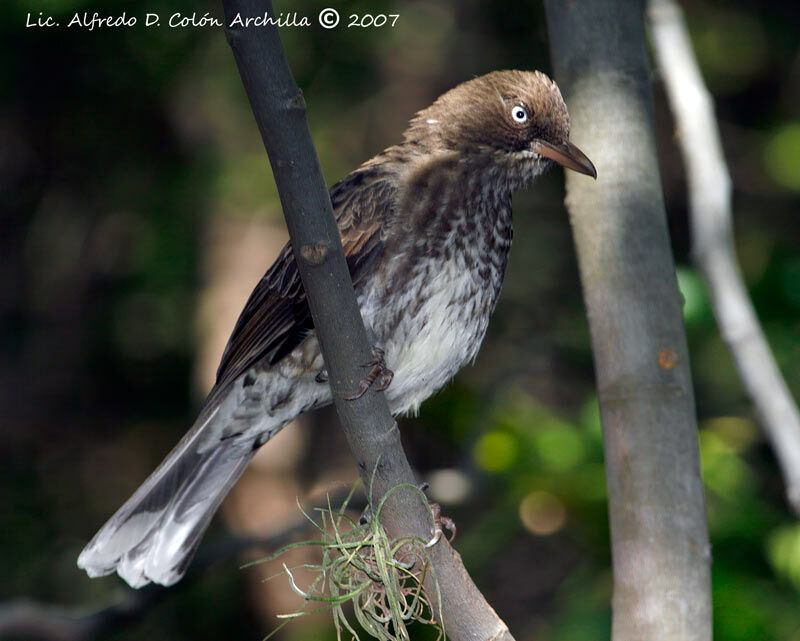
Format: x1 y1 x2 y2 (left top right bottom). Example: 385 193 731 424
219 1 514 639
0 600 103 641
0 524 310 641
648 0 800 515
544 1 712 639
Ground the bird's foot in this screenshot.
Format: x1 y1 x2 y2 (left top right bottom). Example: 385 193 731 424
425 501 457 547
358 481 456 546
344 347 394 400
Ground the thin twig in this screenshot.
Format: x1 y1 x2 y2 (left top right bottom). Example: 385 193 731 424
0 522 312 641
648 0 800 515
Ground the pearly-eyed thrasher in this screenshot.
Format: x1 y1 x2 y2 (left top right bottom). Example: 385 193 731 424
78 70 596 587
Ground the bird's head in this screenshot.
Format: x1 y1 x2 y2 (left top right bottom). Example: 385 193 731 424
406 70 596 184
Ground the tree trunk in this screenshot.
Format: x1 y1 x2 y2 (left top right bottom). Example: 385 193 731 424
544 1 712 639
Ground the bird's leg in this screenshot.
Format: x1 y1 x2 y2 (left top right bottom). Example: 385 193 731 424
417 482 456 547
358 481 456 546
344 347 394 400
425 501 457 547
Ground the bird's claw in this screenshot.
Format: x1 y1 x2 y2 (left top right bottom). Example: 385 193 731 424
359 482 456 546
425 501 457 547
344 347 394 400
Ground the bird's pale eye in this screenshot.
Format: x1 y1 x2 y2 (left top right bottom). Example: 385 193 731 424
511 105 528 124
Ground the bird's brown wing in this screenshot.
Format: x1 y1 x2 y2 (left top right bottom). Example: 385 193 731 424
212 168 394 392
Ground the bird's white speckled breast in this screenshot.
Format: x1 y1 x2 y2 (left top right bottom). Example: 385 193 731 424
358 196 513 415
379 260 486 415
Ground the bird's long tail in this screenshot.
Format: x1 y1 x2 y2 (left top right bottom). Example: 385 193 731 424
77 408 262 588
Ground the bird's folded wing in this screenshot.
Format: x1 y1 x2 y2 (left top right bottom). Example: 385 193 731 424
210 168 395 396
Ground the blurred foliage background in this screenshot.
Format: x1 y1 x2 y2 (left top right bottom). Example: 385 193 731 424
1 0 799 639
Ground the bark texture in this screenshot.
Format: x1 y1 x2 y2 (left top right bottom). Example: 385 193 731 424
545 1 712 639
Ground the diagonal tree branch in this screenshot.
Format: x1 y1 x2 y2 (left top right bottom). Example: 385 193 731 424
220 1 514 639
544 1 712 639
648 0 800 516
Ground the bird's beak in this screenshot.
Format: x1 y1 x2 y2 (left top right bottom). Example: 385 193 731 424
533 139 597 179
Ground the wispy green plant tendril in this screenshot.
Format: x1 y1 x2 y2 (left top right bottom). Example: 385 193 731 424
247 475 446 641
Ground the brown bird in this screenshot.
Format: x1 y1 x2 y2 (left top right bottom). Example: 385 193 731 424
78 70 596 587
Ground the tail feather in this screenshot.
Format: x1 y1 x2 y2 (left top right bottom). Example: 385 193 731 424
119 447 254 587
77 405 258 588
79 369 328 587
